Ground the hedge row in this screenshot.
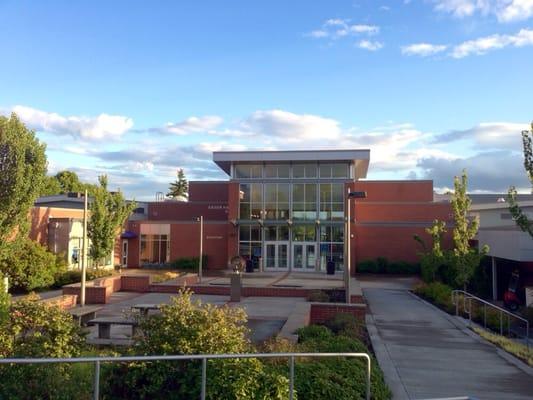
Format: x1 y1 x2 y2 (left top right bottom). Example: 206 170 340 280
357 257 420 274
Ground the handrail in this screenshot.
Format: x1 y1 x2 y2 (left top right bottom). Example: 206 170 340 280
0 352 372 400
451 290 529 350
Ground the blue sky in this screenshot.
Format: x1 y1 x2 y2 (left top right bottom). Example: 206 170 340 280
1 0 532 199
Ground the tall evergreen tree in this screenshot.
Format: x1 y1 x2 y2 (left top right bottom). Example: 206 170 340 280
88 175 135 267
508 122 533 237
167 168 188 199
0 114 47 257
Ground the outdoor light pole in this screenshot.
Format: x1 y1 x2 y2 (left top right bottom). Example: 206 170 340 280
345 190 367 304
80 189 88 307
197 215 204 283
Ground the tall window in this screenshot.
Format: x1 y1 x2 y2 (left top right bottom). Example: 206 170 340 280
264 183 289 220
319 183 344 221
264 225 289 241
239 225 262 259
292 225 316 241
292 183 317 221
140 234 170 265
239 183 263 219
319 225 344 271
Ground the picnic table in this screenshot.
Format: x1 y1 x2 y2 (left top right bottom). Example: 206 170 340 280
68 305 102 326
87 317 139 339
131 303 162 316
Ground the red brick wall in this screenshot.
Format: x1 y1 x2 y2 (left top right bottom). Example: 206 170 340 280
353 180 434 202
121 275 151 292
29 207 84 245
148 202 229 221
188 181 229 202
40 294 78 310
170 223 229 269
309 303 367 324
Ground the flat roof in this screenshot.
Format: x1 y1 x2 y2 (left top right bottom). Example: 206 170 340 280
213 149 370 178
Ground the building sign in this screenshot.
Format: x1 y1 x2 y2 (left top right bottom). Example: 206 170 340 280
206 236 223 240
208 205 228 210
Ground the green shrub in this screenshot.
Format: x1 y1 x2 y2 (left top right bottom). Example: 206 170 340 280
169 255 208 270
358 258 419 274
523 306 533 325
103 290 289 399
414 282 454 312
307 290 330 302
324 313 364 339
286 325 391 400
0 295 88 399
52 268 114 288
0 237 65 291
357 259 379 273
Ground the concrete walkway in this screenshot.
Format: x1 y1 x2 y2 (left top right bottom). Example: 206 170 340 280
362 280 533 400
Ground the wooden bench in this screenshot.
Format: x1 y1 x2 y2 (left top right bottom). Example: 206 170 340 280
68 305 102 326
131 303 161 317
87 317 139 339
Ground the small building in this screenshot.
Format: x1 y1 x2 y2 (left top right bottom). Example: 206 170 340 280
121 149 452 274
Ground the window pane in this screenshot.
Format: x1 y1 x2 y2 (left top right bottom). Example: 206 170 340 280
250 164 262 178
235 165 250 179
306 226 316 241
319 164 331 178
293 184 304 202
251 183 262 203
251 225 261 241
277 165 290 178
305 184 317 203
265 203 276 220
320 184 331 203
265 226 276 241
305 164 317 178
239 242 251 257
332 226 344 242
279 226 289 240
292 164 305 178
251 204 262 219
264 165 277 178
292 226 305 241
331 184 344 202
332 163 348 178
239 203 250 219
239 184 251 202
292 203 305 220
239 225 250 241
278 184 290 202
278 203 290 220
265 184 276 202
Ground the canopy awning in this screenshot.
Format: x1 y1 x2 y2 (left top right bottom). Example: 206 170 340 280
121 231 137 239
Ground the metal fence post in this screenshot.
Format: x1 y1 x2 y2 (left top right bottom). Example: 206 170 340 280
201 358 207 400
366 355 371 400
483 304 486 329
93 360 100 400
500 312 503 336
289 355 295 400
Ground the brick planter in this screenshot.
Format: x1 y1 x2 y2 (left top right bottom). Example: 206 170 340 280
309 302 367 324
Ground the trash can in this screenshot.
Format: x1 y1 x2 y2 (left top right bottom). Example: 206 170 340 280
245 259 254 273
326 260 335 275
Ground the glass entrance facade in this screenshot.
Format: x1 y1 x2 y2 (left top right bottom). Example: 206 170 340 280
236 162 351 272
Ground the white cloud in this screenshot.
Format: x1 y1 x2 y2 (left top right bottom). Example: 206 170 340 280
450 28 533 57
358 40 384 51
433 0 533 22
401 43 448 56
9 105 133 140
434 122 529 149
156 115 223 135
307 19 380 40
241 109 342 141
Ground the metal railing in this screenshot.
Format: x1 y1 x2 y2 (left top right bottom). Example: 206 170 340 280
0 352 371 400
451 290 530 350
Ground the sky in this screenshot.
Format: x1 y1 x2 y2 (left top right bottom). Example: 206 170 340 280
1 0 532 200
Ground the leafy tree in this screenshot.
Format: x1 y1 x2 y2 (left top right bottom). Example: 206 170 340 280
39 175 63 196
450 170 488 289
54 170 84 193
88 175 135 267
0 237 66 291
0 295 89 399
508 122 533 237
103 290 290 399
0 114 47 257
167 168 189 199
414 220 448 282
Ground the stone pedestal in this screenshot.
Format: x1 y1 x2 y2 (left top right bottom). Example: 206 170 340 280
230 273 242 302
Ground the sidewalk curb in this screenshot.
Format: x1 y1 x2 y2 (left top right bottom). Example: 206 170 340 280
407 291 533 377
365 313 410 400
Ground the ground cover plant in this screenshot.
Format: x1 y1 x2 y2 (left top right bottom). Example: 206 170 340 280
357 257 420 274
472 327 533 367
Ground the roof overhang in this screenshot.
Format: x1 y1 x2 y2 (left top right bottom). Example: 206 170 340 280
213 149 370 179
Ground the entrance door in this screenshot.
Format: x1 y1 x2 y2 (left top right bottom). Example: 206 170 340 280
264 242 289 271
122 240 128 267
292 243 317 271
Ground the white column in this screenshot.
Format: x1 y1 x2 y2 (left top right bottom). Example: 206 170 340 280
80 189 88 307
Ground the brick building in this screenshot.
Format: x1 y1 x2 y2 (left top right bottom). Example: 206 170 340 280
121 149 453 275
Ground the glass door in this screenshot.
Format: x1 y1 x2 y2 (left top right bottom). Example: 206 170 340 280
122 240 128 267
292 243 317 271
264 241 289 271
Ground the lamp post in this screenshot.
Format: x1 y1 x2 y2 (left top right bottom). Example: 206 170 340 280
196 216 204 283
345 190 367 303
80 189 88 307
